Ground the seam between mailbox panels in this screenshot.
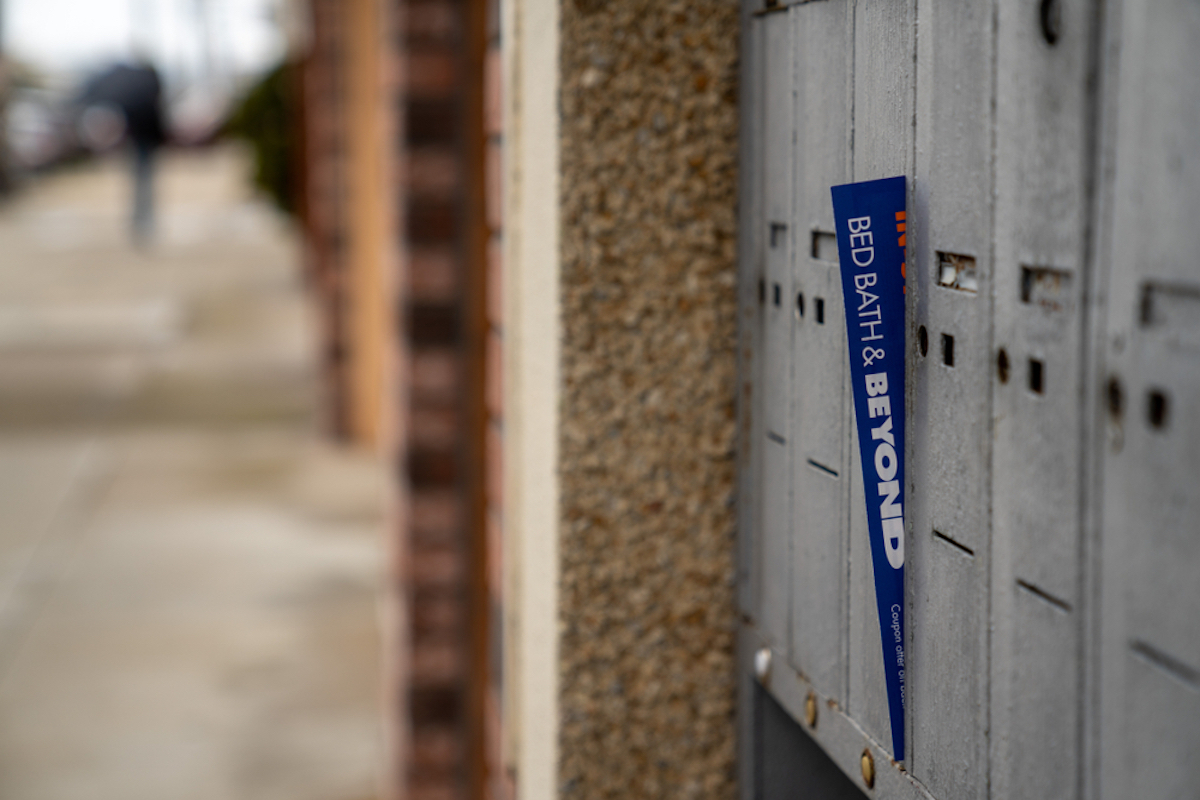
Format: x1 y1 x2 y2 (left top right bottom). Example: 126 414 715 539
983 0 1000 797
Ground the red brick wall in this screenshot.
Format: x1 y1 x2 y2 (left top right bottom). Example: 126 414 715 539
299 2 501 796
398 1 475 797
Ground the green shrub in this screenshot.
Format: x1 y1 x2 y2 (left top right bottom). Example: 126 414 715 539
225 62 295 214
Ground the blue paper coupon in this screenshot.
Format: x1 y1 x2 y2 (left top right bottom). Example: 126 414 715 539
831 176 907 762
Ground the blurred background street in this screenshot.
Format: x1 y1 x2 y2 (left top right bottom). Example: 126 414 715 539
0 146 385 800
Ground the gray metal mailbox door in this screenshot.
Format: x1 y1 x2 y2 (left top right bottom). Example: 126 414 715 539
736 1 1200 799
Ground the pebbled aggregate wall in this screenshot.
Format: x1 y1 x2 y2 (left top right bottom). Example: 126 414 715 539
558 1 740 797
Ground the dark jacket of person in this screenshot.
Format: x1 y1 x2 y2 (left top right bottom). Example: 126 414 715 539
80 63 166 147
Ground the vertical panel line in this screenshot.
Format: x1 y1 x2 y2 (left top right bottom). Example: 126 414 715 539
1077 1 1114 797
842 0 857 715
908 0 920 771
984 0 1000 794
786 4 797 663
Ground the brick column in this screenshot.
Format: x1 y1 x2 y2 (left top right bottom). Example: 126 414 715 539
397 1 477 797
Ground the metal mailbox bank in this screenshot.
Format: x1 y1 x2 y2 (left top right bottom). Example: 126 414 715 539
735 1 1200 798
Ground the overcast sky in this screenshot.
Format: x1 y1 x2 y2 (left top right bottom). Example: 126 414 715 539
5 0 284 85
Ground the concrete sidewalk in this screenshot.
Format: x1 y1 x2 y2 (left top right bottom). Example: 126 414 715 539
0 148 385 800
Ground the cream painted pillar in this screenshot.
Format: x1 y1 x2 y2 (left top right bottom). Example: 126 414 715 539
502 0 560 797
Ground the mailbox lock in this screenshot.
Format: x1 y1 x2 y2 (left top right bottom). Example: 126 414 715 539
861 748 875 789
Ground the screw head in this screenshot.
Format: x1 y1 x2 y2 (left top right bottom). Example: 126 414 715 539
861 749 875 789
805 691 818 727
753 647 772 683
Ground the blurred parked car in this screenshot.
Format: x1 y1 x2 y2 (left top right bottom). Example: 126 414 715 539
6 86 81 172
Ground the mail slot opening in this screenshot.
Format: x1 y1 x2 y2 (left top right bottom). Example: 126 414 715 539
1147 389 1169 430
1029 358 1044 394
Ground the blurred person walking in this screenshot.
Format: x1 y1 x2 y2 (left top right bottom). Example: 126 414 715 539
79 61 167 244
